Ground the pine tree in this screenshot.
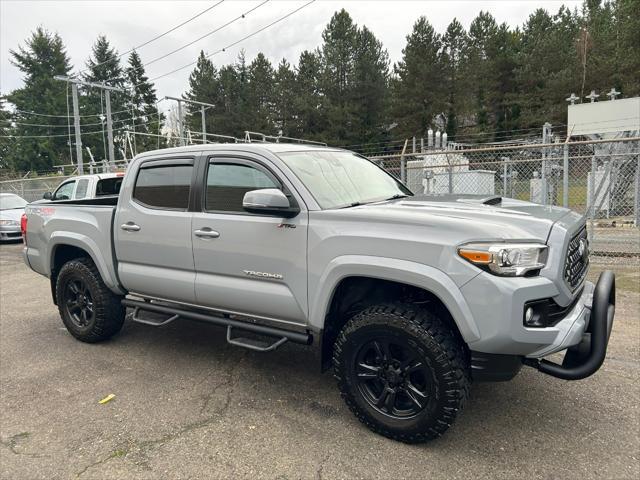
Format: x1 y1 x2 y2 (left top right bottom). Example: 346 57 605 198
0 98 15 170
247 53 275 133
467 12 499 136
273 59 296 137
183 51 218 143
125 50 162 153
82 35 127 160
391 16 445 139
615 0 640 96
321 9 358 144
352 26 390 151
293 49 324 139
441 19 469 138
6 27 73 171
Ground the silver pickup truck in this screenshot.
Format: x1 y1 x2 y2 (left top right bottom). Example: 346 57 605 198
22 143 616 443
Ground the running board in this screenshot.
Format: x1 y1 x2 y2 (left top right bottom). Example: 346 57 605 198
122 298 312 347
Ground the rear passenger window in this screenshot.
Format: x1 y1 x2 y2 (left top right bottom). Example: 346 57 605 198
96 177 123 196
133 165 192 210
206 163 278 212
75 179 89 199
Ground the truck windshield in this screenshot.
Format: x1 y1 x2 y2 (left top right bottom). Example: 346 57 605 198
277 150 411 209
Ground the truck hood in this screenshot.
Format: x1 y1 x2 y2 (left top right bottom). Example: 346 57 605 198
338 195 574 242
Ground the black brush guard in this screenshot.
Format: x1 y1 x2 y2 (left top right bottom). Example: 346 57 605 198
525 271 616 380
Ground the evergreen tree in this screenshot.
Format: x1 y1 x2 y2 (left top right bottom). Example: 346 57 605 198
466 12 499 135
125 50 162 153
293 49 324 139
247 53 275 133
320 9 358 144
352 26 390 149
391 17 445 138
183 51 218 143
82 35 127 160
441 19 469 138
6 27 73 171
516 7 580 128
273 59 297 137
0 98 15 170
615 0 640 96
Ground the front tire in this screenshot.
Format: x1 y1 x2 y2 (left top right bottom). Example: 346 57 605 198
333 303 470 443
56 257 125 343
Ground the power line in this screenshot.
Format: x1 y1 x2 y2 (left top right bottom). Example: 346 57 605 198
143 0 317 87
113 0 270 84
74 1 226 78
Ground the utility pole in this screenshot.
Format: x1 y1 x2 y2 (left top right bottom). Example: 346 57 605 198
54 76 125 173
165 96 216 146
71 83 83 173
105 90 115 166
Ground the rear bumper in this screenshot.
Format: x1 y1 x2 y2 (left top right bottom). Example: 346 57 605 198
0 226 22 241
524 271 615 380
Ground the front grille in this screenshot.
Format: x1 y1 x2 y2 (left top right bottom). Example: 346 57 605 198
564 226 589 290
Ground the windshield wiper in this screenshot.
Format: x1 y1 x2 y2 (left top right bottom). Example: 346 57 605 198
384 194 409 201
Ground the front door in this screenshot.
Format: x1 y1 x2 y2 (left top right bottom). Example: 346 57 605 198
115 156 197 303
192 156 308 325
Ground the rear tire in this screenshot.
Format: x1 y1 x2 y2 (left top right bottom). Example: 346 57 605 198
56 257 125 343
333 303 470 443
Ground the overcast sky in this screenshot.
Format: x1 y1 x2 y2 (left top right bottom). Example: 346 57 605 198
1 0 581 107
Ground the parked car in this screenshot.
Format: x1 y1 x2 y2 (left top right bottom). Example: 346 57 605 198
32 172 125 203
0 193 28 241
22 144 615 443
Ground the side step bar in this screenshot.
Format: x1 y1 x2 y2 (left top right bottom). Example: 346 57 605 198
122 298 312 348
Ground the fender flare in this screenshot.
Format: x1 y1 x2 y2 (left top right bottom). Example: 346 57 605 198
48 232 124 294
310 255 481 343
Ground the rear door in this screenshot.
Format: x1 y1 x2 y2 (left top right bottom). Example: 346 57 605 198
191 154 308 325
114 156 197 303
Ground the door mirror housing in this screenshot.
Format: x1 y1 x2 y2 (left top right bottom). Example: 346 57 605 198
43 192 52 200
242 189 299 218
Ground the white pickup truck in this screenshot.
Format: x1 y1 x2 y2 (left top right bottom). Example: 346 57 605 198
22 143 616 443
34 172 124 203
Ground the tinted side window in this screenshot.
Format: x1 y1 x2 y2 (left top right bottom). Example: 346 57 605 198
96 177 123 196
75 179 89 199
133 165 192 209
206 163 278 212
53 181 76 200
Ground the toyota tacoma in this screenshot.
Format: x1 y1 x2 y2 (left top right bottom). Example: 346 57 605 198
22 143 616 443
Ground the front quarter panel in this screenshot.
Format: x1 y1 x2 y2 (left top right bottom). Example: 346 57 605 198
310 255 481 343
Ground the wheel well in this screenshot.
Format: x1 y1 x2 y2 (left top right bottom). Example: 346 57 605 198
320 276 465 371
50 245 90 304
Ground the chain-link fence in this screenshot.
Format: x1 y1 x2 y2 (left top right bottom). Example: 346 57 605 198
371 137 640 258
0 175 75 202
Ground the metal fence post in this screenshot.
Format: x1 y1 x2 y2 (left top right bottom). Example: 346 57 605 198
447 152 453 194
589 154 597 218
563 143 569 208
634 157 640 226
503 158 508 195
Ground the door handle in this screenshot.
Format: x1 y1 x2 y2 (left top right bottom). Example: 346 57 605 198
194 228 220 239
121 223 141 232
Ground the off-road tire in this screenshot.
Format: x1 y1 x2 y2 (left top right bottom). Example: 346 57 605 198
56 257 125 343
333 303 471 443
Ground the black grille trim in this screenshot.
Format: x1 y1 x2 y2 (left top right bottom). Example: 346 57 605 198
564 226 589 290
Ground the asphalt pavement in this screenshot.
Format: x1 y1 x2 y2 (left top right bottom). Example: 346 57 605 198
1 241 638 479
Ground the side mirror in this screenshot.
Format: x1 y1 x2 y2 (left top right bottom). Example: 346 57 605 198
43 192 52 200
242 189 299 218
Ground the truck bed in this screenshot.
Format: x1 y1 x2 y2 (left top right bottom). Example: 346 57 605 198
25 197 122 294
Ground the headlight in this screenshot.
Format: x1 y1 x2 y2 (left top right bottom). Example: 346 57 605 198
0 219 19 226
458 242 548 277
